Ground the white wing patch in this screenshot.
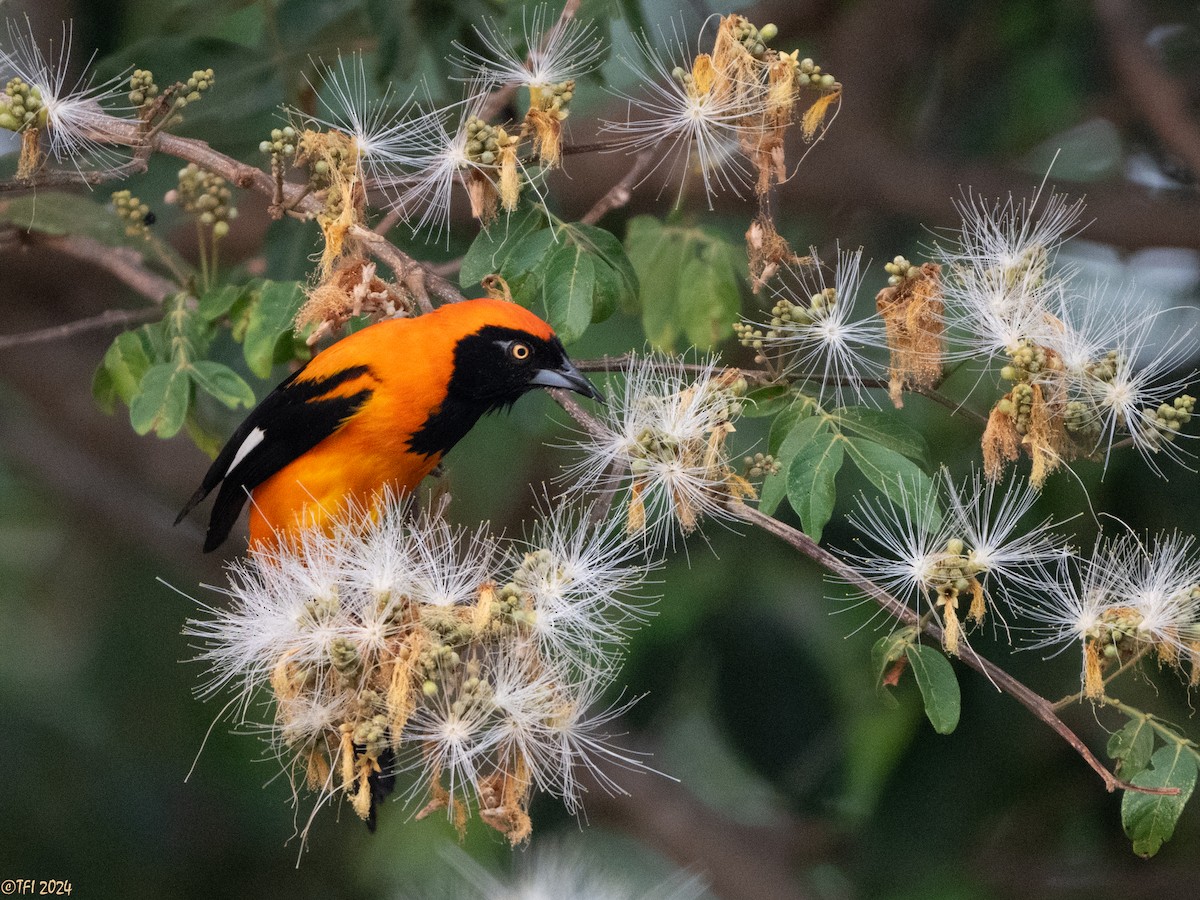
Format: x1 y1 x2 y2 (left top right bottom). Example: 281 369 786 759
226 426 266 477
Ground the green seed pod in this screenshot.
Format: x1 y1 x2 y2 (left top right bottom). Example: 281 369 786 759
759 22 778 41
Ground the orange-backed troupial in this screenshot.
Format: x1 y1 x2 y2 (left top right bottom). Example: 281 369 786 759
176 298 602 553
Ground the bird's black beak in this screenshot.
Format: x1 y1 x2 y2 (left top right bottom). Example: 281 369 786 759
529 358 605 403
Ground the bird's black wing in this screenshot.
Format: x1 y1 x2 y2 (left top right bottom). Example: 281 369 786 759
175 364 376 552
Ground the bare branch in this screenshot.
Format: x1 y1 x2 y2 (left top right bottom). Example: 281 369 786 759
1093 0 1200 181
581 148 659 226
20 232 179 303
0 306 161 350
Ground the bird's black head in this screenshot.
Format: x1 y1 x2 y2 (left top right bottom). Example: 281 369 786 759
446 324 602 406
407 324 601 457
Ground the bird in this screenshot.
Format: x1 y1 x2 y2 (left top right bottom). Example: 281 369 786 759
175 297 602 553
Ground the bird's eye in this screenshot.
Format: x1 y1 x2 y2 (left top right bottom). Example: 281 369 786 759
510 342 531 361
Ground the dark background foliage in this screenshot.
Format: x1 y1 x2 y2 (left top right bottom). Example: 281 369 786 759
2 0 1200 897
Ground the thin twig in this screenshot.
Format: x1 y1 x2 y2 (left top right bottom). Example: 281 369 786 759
19 232 179 302
724 500 1177 797
581 148 658 225
1052 646 1151 711
0 306 162 350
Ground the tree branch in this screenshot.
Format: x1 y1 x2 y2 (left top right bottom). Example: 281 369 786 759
1093 0 1200 181
19 232 179 303
581 148 659 226
724 501 1175 797
0 306 161 350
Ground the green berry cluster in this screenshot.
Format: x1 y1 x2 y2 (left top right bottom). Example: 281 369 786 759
350 714 390 758
128 69 159 111
930 537 986 590
1063 399 1099 439
305 139 352 193
169 163 237 237
732 321 766 353
259 126 297 159
0 77 47 133
1085 350 1119 384
885 255 919 286
1088 606 1143 661
111 190 153 239
464 116 515 166
997 382 1035 435
731 18 778 58
533 80 575 119
733 289 836 351
1147 394 1196 443
792 56 836 90
418 640 464 696
670 66 697 93
445 666 494 719
171 68 215 113
999 338 1047 383
489 581 536 630
743 453 780 478
302 592 340 626
329 635 362 678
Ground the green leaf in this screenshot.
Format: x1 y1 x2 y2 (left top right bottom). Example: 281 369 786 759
625 216 682 347
96 330 154 410
834 406 931 465
243 280 304 378
460 205 543 288
130 363 191 438
198 283 251 323
189 360 256 410
843 437 941 531
542 244 596 344
678 240 739 349
742 385 794 419
0 192 127 244
570 222 639 314
590 256 623 324
786 427 844 542
759 415 825 515
768 397 818 455
1108 716 1156 781
500 227 556 303
904 643 961 735
1122 743 1198 858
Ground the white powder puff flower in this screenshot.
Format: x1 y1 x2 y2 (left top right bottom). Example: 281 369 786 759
506 500 656 677
1062 314 1197 471
452 4 605 91
748 246 887 407
841 468 1071 654
0 18 129 176
300 54 412 189
184 490 656 844
601 27 761 207
429 839 708 900
936 187 1085 359
561 354 752 543
841 477 950 617
943 468 1069 593
1015 531 1200 698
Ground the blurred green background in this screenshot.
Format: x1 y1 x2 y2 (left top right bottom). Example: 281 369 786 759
2 0 1200 897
